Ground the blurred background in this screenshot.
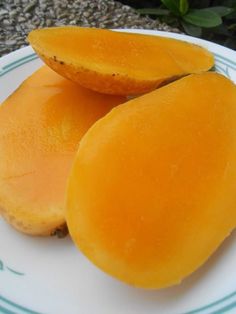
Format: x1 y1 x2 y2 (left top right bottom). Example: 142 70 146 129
0 0 235 57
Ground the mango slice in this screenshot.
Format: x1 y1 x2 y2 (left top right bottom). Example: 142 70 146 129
28 27 214 95
66 72 236 288
0 66 125 236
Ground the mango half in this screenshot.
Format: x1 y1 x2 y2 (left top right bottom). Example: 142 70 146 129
66 72 236 288
28 27 214 95
0 66 125 236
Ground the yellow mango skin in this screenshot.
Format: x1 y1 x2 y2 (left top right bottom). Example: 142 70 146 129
67 72 236 288
0 66 125 236
28 27 214 95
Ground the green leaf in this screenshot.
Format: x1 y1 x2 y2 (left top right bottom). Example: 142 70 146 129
137 8 170 16
205 6 234 16
183 9 222 27
181 21 202 37
179 0 189 15
161 0 181 15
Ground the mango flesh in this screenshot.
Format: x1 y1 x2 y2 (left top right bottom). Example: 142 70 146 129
66 72 236 288
0 66 125 236
28 27 214 95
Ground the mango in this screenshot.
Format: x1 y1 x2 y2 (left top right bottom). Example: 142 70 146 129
66 72 236 288
0 66 125 236
28 27 214 95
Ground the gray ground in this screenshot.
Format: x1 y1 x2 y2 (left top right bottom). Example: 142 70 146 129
0 0 180 57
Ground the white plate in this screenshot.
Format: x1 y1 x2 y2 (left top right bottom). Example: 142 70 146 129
0 29 236 314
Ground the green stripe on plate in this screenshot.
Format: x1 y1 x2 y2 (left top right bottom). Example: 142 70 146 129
0 296 42 314
0 55 39 78
0 304 17 314
215 58 236 71
215 65 228 75
6 267 24 276
184 291 236 314
210 301 236 314
214 53 236 70
2 53 37 70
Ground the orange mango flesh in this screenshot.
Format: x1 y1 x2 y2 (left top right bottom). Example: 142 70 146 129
0 65 125 236
28 27 214 95
66 72 236 288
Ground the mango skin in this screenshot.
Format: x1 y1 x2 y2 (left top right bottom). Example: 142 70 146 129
66 72 236 288
0 66 125 236
28 27 214 95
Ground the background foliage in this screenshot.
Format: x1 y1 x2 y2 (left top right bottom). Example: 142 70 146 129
120 0 236 49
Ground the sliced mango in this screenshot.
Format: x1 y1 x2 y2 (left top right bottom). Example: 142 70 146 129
0 66 125 236
28 27 214 95
66 72 236 288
